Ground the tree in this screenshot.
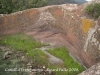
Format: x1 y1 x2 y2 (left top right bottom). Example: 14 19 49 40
0 0 13 14
0 0 47 14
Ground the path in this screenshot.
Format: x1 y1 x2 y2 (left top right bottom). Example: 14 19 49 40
40 46 63 64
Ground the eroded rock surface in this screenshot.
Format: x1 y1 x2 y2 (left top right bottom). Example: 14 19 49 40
78 62 100 75
0 3 100 69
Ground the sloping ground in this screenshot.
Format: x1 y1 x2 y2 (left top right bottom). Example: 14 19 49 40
0 46 30 75
0 45 54 75
0 33 85 75
0 3 100 70
40 46 63 64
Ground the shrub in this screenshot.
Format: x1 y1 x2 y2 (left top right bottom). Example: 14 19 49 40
85 3 100 18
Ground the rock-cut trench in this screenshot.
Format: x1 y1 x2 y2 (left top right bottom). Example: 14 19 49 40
0 4 100 69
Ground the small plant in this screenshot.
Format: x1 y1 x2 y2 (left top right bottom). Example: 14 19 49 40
85 2 100 18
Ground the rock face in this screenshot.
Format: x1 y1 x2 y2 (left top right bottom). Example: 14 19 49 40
0 3 100 69
78 62 100 75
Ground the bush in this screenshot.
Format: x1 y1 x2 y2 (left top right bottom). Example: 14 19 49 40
85 3 100 18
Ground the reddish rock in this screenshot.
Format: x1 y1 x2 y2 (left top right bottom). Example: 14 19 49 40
0 3 99 69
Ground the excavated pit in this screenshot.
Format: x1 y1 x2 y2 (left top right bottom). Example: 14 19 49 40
0 4 100 69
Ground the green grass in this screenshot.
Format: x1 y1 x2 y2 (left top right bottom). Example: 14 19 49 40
0 33 46 51
0 33 48 65
47 47 85 75
0 33 85 75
